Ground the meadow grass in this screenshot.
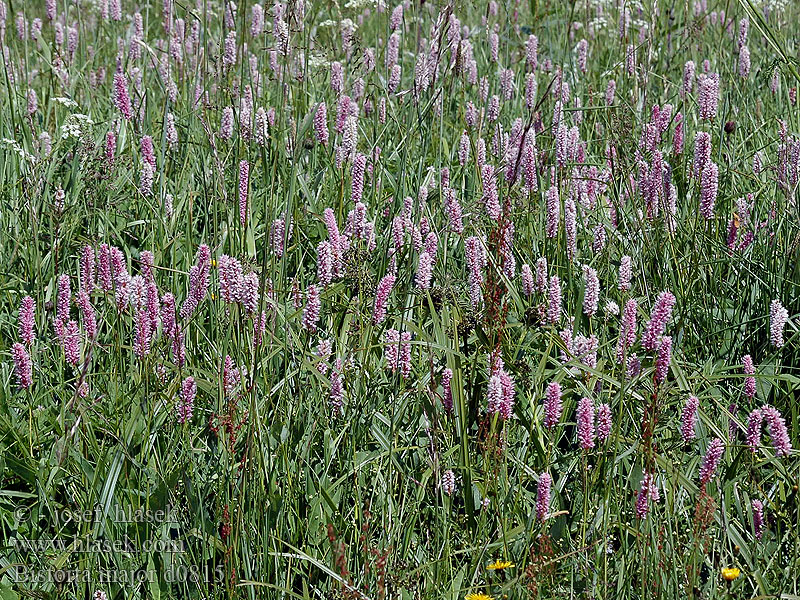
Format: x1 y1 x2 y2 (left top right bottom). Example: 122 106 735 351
0 0 799 598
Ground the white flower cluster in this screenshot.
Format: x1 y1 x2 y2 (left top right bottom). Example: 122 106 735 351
344 0 377 10
60 113 95 140
51 96 79 109
0 138 37 162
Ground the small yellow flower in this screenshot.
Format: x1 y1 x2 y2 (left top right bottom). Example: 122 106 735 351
465 594 493 600
486 559 515 571
721 567 740 581
211 259 218 268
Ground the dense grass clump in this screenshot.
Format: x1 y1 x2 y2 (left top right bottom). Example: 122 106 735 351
0 0 799 598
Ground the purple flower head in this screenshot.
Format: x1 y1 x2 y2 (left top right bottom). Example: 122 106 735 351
752 499 764 540
57 274 71 323
535 472 552 521
314 102 329 146
442 368 454 413
547 276 561 324
635 472 659 518
699 438 724 485
373 274 396 324
596 403 612 442
481 164 501 221
698 73 720 120
769 299 789 348
642 291 676 351
178 376 196 423
543 381 563 429
618 255 632 292
654 335 672 384
77 291 97 340
680 396 700 443
12 343 33 389
521 264 534 297
746 408 764 453
699 161 718 219
416 251 434 290
113 68 133 121
302 285 321 331
615 299 638 362
19 296 36 346
762 405 792 457
239 160 250 226
576 397 595 449
63 320 81 366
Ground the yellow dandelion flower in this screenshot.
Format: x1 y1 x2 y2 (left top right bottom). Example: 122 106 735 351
721 567 740 581
465 594 493 600
486 559 515 571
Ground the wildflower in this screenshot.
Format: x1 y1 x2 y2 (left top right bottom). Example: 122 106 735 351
220 107 234 140
680 396 700 443
769 299 789 348
314 102 329 146
698 73 720 120
699 161 718 219
487 560 514 570
372 274 396 324
721 568 740 582
582 266 599 317
692 132 711 179
543 381 562 429
223 30 237 72
616 299 638 361
385 329 412 378
762 405 792 457
62 320 81 366
113 68 133 121
576 397 595 450
546 276 561 324
141 135 156 169
635 472 659 518
302 285 321 331
642 291 676 351
618 256 632 291
605 79 616 106
481 164 501 221
239 160 250 226
738 46 750 79
521 264 534 297
57 274 71 323
465 594 493 600
177 376 196 423
596 403 612 442
441 470 456 496
535 472 552 521
654 336 672 384
699 438 724 485
351 153 367 204
12 343 33 389
746 408 764 452
77 292 97 340
19 296 36 346
442 368 454 413
752 499 764 540
416 251 434 289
